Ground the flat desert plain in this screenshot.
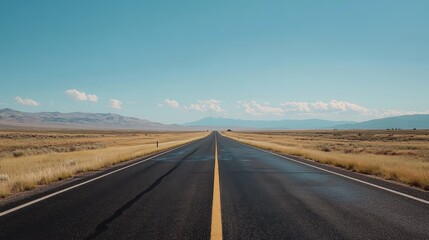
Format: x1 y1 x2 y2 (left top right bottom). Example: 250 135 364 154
0 130 207 197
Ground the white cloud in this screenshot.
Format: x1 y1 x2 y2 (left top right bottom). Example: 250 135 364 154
180 99 427 120
175 98 427 120
238 101 284 116
164 99 180 108
87 94 98 102
375 109 429 118
64 89 98 102
277 100 429 119
328 100 371 114
280 100 371 115
311 101 329 111
184 99 224 112
109 99 122 109
64 89 87 101
380 110 413 116
15 96 40 106
280 101 312 112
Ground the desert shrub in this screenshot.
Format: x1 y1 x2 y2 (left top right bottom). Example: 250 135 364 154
12 150 24 157
321 146 331 152
0 174 9 182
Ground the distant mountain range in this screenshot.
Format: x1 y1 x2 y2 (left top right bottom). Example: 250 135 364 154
0 108 182 130
1 108 428 130
331 114 429 130
185 115 429 130
184 117 355 130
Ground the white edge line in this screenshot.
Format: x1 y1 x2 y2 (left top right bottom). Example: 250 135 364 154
0 139 200 217
226 136 429 205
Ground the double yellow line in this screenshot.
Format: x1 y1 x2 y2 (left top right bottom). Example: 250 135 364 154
210 134 223 240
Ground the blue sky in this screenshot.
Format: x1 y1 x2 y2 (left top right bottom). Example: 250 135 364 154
1 0 428 124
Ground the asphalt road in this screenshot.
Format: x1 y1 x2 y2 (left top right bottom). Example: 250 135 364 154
1 132 428 239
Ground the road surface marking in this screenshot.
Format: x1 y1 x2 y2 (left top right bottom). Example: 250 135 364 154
235 139 429 205
0 140 199 217
211 134 223 240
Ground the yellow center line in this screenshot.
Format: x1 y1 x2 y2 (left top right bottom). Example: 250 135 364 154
211 134 223 240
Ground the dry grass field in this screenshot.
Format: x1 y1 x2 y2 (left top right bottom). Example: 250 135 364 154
222 130 429 190
0 130 208 197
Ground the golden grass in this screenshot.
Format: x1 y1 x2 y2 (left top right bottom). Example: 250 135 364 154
222 130 429 190
0 130 208 197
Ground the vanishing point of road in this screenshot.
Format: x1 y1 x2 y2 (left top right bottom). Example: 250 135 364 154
0 132 428 239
